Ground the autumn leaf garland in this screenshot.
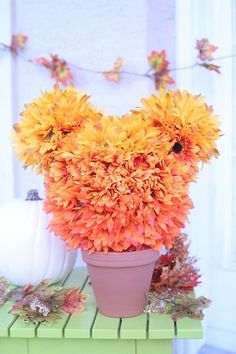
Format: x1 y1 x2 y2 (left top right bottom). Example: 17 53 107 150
0 33 222 87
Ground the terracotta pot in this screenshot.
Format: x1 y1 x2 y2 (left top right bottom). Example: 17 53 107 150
81 248 159 318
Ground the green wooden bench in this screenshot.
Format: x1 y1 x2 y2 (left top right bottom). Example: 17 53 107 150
0 267 203 354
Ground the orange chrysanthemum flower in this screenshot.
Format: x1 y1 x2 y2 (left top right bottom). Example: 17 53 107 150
12 85 102 173
140 89 220 164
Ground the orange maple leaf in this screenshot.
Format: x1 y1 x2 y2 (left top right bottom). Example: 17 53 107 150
148 50 175 90
61 289 87 314
10 33 28 52
195 38 218 61
148 50 169 71
34 54 73 85
103 58 123 82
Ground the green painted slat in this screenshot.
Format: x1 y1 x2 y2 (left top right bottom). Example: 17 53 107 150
137 339 172 354
0 338 28 354
36 267 88 338
149 313 175 339
36 313 70 338
9 318 38 338
0 301 17 337
120 313 147 339
28 338 136 354
61 267 88 287
92 312 120 339
64 309 97 339
176 318 203 339
64 277 97 338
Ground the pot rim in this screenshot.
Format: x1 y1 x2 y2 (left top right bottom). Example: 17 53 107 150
81 248 159 268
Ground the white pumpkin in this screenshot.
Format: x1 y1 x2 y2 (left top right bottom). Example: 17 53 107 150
0 189 77 285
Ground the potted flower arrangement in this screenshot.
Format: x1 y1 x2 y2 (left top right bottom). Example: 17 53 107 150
13 85 220 317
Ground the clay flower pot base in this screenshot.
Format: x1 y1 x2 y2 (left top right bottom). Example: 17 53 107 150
82 249 159 317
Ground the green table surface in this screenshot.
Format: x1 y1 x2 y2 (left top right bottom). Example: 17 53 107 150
0 267 203 354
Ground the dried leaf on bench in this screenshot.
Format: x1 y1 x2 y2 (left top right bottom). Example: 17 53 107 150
144 291 211 321
9 280 87 324
168 295 212 321
61 288 87 313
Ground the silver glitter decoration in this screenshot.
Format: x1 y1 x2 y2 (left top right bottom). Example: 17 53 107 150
144 288 183 314
30 297 51 317
0 278 9 307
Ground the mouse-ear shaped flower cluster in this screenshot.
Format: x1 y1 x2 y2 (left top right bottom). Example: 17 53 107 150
13 87 220 253
12 85 102 174
139 89 220 165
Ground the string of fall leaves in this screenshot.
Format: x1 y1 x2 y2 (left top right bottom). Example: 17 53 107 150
0 33 222 89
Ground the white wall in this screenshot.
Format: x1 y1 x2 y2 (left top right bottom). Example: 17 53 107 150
0 0 15 204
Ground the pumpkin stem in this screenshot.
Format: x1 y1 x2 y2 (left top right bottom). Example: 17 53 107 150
26 189 43 201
